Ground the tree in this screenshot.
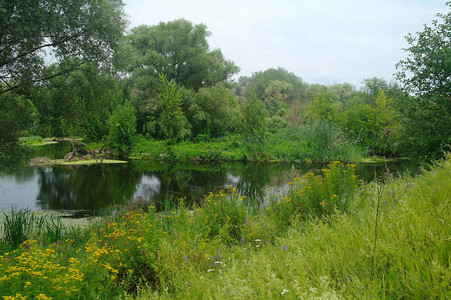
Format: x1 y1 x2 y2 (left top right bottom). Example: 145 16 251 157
107 101 137 156
41 63 123 140
242 68 308 104
187 84 239 137
156 75 191 143
239 94 269 159
126 19 238 92
0 90 36 173
395 2 451 156
125 19 238 132
0 0 127 94
360 91 401 155
305 91 342 123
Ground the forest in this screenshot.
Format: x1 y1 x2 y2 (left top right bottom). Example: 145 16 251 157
1 1 450 174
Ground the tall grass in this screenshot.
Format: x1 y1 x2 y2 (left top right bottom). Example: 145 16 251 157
164 155 450 299
267 121 364 163
1 208 90 249
2 208 34 248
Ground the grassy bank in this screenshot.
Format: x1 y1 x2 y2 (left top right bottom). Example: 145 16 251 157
1 156 449 299
130 124 365 163
24 123 366 163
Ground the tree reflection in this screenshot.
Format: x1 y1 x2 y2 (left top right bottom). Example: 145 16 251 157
36 164 140 210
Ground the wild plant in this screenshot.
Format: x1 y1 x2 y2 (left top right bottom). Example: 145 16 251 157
268 161 360 226
197 186 249 244
2 207 34 249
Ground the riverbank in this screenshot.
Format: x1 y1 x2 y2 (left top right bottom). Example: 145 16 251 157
22 128 368 164
1 156 449 299
129 132 366 163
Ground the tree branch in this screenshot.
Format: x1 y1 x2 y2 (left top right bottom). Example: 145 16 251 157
0 62 84 95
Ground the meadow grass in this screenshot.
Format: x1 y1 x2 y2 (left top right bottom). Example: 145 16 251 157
0 156 449 299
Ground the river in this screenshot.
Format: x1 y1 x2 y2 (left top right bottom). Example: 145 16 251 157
0 142 419 214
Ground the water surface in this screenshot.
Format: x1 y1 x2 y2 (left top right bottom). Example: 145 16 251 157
0 143 419 213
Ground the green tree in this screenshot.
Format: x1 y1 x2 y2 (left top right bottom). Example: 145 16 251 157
0 90 36 173
32 63 123 139
328 83 355 106
0 0 127 94
360 91 401 155
107 101 137 156
305 91 342 123
187 84 239 137
242 68 308 104
395 2 451 156
239 94 269 159
125 19 238 132
157 75 191 143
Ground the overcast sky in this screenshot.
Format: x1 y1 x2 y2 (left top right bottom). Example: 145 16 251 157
123 0 448 88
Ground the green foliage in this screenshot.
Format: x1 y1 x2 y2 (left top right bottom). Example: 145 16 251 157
126 19 238 132
239 95 268 136
156 75 191 143
1 209 89 250
0 0 127 94
130 135 246 161
328 83 356 105
198 187 249 244
127 19 238 91
107 101 137 156
396 3 451 157
396 3 451 100
359 91 402 155
305 91 342 122
0 91 36 173
302 121 363 162
240 68 307 103
267 161 360 228
19 136 43 145
187 84 239 137
2 208 33 249
33 63 124 140
265 122 363 163
239 94 269 159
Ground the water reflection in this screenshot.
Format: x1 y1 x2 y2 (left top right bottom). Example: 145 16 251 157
0 143 420 213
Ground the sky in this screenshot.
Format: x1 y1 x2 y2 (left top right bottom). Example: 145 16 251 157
123 0 449 88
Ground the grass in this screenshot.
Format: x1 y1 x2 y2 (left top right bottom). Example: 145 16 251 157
0 156 449 299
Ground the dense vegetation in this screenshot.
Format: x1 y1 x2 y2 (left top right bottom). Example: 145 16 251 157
1 2 450 173
1 155 449 298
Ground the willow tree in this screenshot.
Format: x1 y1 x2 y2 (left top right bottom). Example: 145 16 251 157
125 19 238 132
0 0 127 94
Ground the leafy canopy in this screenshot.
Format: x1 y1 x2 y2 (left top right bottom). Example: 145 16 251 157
0 0 127 94
127 19 239 93
396 2 451 99
395 2 451 156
